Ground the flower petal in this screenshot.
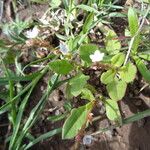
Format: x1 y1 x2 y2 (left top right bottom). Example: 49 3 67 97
90 50 104 62
59 41 69 55
26 26 39 38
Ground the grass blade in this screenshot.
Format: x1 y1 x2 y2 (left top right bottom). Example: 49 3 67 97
0 72 41 84
24 128 62 150
13 75 60 149
0 68 48 114
9 86 35 150
9 67 49 149
123 109 150 124
134 56 150 83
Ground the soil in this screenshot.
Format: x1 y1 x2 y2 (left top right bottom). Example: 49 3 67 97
0 1 150 150
30 72 150 150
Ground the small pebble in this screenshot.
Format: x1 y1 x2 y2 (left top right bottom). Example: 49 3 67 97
105 130 113 139
40 86 45 91
83 135 93 145
55 109 60 115
99 106 105 114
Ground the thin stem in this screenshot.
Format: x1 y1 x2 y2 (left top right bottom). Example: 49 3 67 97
0 0 4 21
22 54 56 72
9 80 16 126
124 6 150 65
12 0 17 14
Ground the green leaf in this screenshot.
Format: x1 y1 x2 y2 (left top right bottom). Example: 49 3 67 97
111 53 125 67
0 105 10 115
68 74 89 97
109 12 126 18
13 75 60 150
62 102 93 139
100 69 116 84
134 56 150 83
127 7 140 53
49 60 73 75
138 53 150 61
68 34 89 51
62 0 69 10
82 12 94 34
0 67 49 115
8 67 49 149
64 102 72 111
119 63 137 83
47 113 67 122
128 7 140 52
76 4 99 14
143 0 150 3
132 35 140 53
81 88 95 101
128 7 139 36
103 4 123 9
50 0 61 8
2 21 27 43
9 87 34 149
106 80 127 101
3 50 16 64
123 108 150 125
105 99 121 121
79 44 99 64
105 30 121 54
0 72 41 85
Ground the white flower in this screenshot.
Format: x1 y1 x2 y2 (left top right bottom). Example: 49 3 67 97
26 26 39 38
83 135 93 145
59 41 69 55
90 50 104 62
69 14 75 21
